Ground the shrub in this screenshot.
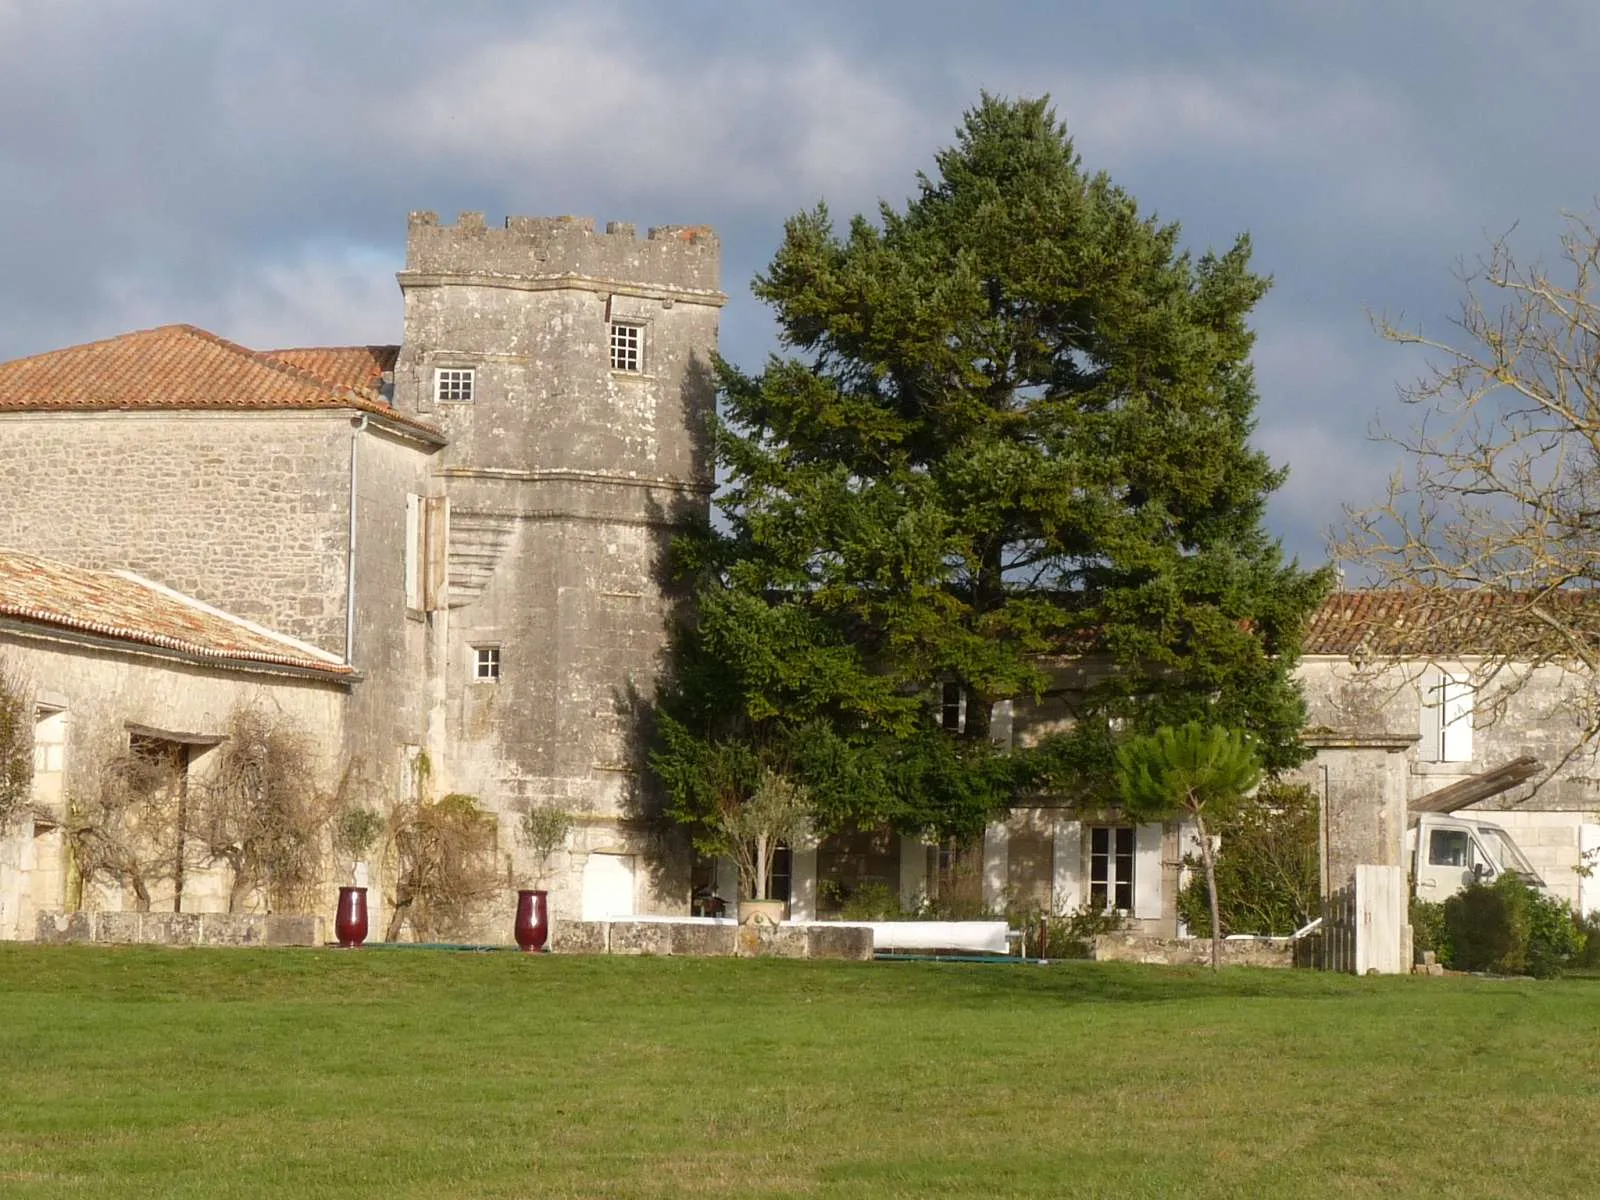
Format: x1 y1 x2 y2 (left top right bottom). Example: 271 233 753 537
1043 905 1126 960
385 793 498 941
1176 781 1319 937
1410 897 1453 964
1444 874 1584 978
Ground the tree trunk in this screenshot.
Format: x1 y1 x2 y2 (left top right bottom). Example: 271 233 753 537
385 891 411 942
131 874 151 913
754 832 771 901
1194 809 1222 971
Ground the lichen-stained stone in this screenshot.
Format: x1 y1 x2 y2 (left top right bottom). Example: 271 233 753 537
141 912 203 945
607 920 672 956
668 922 737 957
551 919 608 955
96 911 142 944
806 924 874 961
264 914 321 946
199 914 266 946
34 910 90 944
736 923 808 959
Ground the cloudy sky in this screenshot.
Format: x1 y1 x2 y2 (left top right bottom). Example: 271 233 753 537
2 0 1596 564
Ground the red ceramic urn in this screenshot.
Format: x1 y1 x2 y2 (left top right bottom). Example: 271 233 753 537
335 885 369 948
514 889 549 952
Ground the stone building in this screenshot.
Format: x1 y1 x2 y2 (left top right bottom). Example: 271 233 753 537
0 550 350 940
3 210 1594 941
0 211 719 936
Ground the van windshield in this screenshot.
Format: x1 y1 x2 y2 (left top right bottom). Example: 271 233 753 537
1476 827 1542 883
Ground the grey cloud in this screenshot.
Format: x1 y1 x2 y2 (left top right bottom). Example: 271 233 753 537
1 0 1596 567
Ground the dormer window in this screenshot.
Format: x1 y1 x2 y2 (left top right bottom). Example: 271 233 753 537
609 323 642 373
435 367 474 403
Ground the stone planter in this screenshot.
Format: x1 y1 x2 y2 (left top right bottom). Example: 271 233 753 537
514 889 550 952
737 898 786 927
335 886 369 948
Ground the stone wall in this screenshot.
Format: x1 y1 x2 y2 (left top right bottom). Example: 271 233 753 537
1091 933 1294 968
0 410 355 653
0 631 347 932
36 908 323 947
391 213 722 919
1297 655 1600 907
551 918 873 960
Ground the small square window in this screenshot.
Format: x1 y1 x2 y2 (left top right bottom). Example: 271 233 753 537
609 323 641 373
435 367 475 403
473 646 500 682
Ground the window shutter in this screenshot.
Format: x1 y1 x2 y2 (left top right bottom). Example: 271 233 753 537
1133 823 1163 920
1441 676 1474 763
423 495 449 611
1419 667 1443 760
1052 819 1082 913
403 495 422 611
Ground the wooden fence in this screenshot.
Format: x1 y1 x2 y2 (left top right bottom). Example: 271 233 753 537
1320 864 1406 974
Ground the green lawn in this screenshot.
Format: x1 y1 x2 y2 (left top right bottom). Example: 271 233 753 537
1 947 1597 1198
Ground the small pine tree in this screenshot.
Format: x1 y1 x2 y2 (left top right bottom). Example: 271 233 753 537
1118 723 1261 969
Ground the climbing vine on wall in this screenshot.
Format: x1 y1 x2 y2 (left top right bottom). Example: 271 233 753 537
0 657 32 831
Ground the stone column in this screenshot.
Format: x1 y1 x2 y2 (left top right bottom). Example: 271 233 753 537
982 820 1009 914
789 844 818 922
897 835 927 911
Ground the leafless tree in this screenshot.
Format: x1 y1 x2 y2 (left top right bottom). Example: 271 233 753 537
186 704 331 913
385 790 499 942
1338 212 1600 771
69 739 184 912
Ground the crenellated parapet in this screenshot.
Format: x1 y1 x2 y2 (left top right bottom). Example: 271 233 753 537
403 211 721 294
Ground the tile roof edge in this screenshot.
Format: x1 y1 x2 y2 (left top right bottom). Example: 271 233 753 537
114 570 350 668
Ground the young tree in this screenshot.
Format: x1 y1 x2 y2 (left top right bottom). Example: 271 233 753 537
657 93 1324 849
1339 213 1600 771
1118 723 1261 969
1175 780 1319 937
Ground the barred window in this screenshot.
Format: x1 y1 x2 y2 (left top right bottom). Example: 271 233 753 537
434 367 474 403
609 323 642 372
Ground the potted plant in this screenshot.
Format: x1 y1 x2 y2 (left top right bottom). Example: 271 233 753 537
512 802 574 951
715 767 811 926
331 805 385 948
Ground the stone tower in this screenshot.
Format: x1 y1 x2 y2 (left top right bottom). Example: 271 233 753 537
392 211 723 916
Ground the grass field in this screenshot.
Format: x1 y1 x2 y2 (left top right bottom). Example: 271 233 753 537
1 946 1597 1198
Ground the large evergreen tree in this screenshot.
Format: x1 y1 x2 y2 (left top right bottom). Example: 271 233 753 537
655 94 1327 848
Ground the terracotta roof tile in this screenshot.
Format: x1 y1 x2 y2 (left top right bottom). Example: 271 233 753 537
263 345 399 395
1304 589 1600 658
0 325 439 441
0 550 352 679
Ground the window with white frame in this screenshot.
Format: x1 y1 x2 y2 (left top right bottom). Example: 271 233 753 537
1089 825 1136 912
608 322 642 372
434 367 475 403
940 681 965 732
473 646 501 682
1421 668 1474 763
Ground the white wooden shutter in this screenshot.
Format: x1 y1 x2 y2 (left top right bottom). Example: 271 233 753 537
1052 819 1082 914
1441 676 1474 763
1133 823 1164 920
403 494 422 610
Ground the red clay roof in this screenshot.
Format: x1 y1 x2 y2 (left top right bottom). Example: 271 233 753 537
1303 589 1599 657
0 325 439 440
0 550 353 679
263 345 399 395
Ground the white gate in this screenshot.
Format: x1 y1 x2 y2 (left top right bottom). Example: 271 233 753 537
581 853 636 920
